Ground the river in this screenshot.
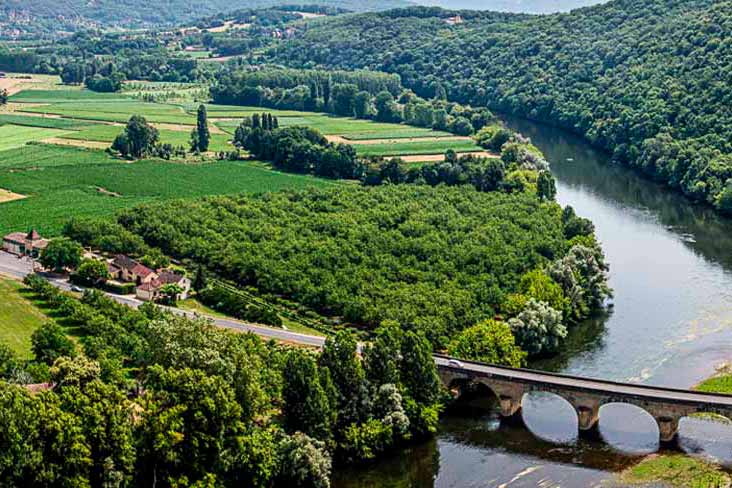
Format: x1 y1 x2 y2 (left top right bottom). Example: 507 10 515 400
332 117 732 487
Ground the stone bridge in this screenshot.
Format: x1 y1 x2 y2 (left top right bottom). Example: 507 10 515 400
434 355 732 443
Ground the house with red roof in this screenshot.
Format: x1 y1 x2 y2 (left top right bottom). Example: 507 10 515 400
2 229 49 258
105 254 190 301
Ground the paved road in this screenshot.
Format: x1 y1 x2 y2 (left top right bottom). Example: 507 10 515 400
5 251 730 405
434 356 732 407
0 251 326 348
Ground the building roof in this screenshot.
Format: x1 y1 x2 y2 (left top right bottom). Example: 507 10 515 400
3 229 48 247
131 263 155 278
157 270 184 285
112 254 138 271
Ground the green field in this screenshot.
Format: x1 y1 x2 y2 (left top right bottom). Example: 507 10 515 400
0 146 339 236
0 125 73 151
0 145 121 170
0 114 97 130
9 89 131 103
20 101 197 125
0 278 51 358
355 139 480 157
343 128 454 140
61 124 233 152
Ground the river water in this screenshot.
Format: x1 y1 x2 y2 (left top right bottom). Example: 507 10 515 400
332 118 732 487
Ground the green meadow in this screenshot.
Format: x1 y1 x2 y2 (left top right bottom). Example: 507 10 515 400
0 145 339 236
354 138 480 157
60 124 233 152
0 125 73 152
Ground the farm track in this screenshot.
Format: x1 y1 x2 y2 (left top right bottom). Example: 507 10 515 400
0 189 26 203
325 134 473 145
41 137 110 150
398 151 499 163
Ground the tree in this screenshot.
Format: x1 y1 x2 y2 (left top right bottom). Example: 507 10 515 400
0 88 8 106
433 82 447 101
158 283 184 305
137 367 243 486
363 320 402 387
0 383 91 486
31 322 76 365
40 237 83 272
353 91 372 119
374 91 400 122
75 258 110 285
400 331 441 406
331 83 359 116
277 433 332 488
537 170 557 200
191 104 210 153
282 350 333 441
716 180 732 215
193 264 208 291
508 299 566 356
111 115 159 159
447 319 526 367
57 378 136 487
318 330 370 429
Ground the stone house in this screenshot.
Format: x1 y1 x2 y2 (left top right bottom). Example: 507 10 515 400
2 229 49 258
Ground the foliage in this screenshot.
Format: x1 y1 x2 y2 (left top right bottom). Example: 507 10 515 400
74 259 111 286
277 433 332 488
190 104 211 153
508 299 566 356
39 237 83 272
282 350 334 441
31 321 76 365
115 185 576 346
111 115 160 159
447 320 526 367
270 1 732 213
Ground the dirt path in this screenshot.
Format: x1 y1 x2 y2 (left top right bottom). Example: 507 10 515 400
397 151 499 163
326 135 474 145
153 122 226 135
41 138 110 150
0 188 27 203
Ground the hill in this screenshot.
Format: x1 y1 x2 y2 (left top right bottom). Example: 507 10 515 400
412 0 607 14
269 0 732 214
0 0 410 37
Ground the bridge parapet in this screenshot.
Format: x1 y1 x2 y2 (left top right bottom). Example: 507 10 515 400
436 358 732 445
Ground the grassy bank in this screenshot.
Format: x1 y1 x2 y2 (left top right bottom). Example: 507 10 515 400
0 277 51 358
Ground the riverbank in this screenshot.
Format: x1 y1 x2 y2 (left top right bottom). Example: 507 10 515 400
619 364 732 487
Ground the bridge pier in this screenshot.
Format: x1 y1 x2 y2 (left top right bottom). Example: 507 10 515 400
654 414 680 444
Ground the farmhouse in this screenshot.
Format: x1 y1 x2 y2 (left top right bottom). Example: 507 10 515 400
106 254 191 301
108 254 156 285
2 229 49 257
136 270 191 302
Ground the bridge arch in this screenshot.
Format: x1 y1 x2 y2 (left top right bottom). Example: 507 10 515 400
597 402 660 453
521 391 578 444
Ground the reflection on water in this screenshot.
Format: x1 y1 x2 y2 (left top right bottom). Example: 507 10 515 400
334 116 732 487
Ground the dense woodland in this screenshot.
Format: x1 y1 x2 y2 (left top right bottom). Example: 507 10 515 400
0 274 443 487
0 0 409 38
64 185 611 351
269 0 732 213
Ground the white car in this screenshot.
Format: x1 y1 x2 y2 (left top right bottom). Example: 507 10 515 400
70 285 84 293
448 359 464 368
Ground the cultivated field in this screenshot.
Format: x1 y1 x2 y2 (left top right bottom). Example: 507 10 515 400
59 124 232 152
0 81 493 236
0 145 339 236
0 125 73 152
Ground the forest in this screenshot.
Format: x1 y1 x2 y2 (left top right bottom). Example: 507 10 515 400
67 185 611 352
0 273 443 487
269 0 732 214
0 0 409 38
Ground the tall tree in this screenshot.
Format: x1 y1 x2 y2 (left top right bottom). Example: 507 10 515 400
191 104 210 153
282 350 333 441
400 331 441 406
318 330 370 430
